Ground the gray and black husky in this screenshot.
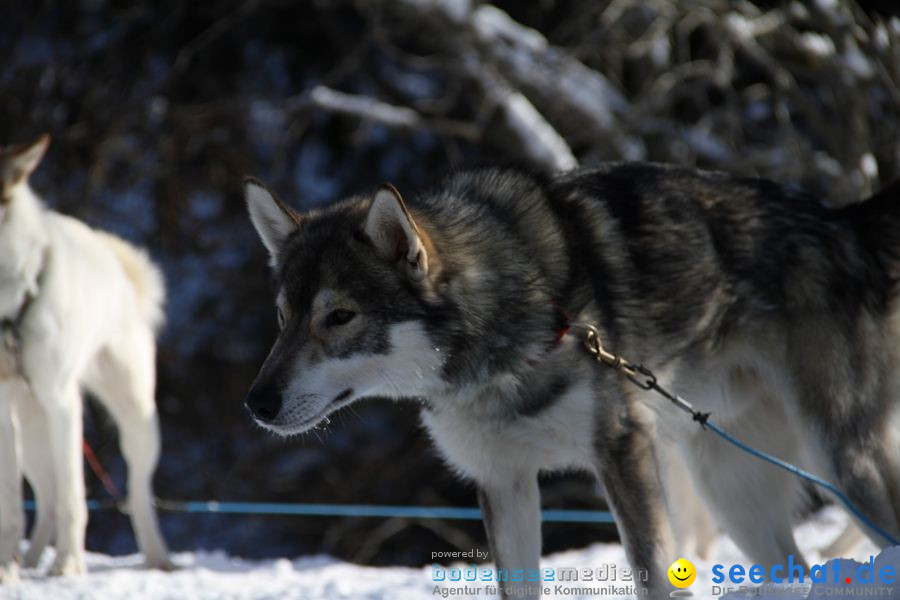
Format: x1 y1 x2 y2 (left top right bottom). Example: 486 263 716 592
243 163 900 598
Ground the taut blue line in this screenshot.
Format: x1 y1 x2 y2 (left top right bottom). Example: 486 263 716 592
705 419 899 546
22 499 615 523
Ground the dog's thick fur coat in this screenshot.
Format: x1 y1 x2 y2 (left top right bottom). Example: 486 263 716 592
0 136 170 579
244 164 900 598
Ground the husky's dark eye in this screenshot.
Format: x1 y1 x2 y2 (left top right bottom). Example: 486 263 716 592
276 307 285 329
325 309 356 327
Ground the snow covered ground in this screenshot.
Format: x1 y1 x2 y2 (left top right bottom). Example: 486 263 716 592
0 507 883 600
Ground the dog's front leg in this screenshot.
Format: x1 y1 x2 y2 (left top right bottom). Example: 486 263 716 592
478 473 542 600
33 379 87 577
594 397 674 599
20 393 56 569
0 381 25 582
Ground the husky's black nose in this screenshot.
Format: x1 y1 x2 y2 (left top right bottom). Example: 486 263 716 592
245 384 281 423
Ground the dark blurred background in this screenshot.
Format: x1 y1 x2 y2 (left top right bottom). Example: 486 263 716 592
1 0 898 566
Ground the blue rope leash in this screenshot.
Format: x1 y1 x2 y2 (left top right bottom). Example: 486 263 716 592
22 499 615 523
703 419 899 546
581 323 900 547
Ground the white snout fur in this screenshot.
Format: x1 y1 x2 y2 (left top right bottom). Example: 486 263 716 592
263 321 445 435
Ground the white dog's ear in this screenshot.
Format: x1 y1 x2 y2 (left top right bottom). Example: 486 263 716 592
245 177 301 267
3 134 50 183
364 184 429 280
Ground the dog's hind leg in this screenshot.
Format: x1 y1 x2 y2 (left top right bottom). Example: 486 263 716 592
84 331 171 571
477 472 541 600
20 397 55 569
659 442 717 559
879 415 900 540
683 407 807 572
809 440 899 547
0 380 26 582
821 522 865 558
869 395 900 543
788 328 900 548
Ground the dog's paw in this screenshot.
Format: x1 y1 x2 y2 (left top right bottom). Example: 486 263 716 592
144 555 176 572
22 548 44 569
48 552 86 577
0 560 20 584
22 545 45 569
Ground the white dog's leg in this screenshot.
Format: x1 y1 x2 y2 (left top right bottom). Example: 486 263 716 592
0 380 25 582
477 473 541 600
20 397 55 569
85 335 170 571
35 380 87 577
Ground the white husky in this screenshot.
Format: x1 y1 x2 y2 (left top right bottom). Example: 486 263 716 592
0 135 170 580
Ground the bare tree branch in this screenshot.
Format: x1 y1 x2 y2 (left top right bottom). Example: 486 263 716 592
299 85 481 142
393 0 638 159
467 68 577 171
469 5 629 133
372 0 579 171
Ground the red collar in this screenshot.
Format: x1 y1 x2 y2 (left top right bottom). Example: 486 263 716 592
550 300 572 349
524 301 572 368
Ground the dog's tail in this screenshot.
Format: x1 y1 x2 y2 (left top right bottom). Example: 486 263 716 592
98 232 166 333
843 180 900 278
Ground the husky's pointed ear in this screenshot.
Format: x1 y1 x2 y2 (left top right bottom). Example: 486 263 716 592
364 184 429 280
3 134 50 183
244 177 301 267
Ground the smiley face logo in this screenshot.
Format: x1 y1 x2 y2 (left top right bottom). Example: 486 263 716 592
668 558 697 588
